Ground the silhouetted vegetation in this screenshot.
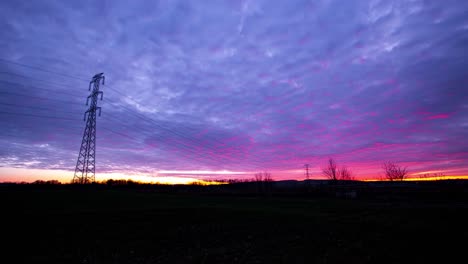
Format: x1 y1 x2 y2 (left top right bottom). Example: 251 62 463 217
254 171 273 194
105 179 139 186
322 158 355 181
338 165 354 180
322 158 338 180
383 161 408 181
32 179 61 185
421 172 446 180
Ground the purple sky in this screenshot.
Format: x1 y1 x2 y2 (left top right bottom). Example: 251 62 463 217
0 0 467 182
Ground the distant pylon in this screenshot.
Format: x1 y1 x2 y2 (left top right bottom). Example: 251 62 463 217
304 164 310 180
72 73 105 184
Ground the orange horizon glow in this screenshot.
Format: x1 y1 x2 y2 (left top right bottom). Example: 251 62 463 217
362 175 468 182
1 166 468 184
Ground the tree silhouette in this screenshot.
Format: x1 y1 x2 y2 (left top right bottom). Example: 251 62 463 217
323 158 354 180
382 161 408 181
322 158 338 181
254 171 273 193
254 172 263 182
339 166 354 180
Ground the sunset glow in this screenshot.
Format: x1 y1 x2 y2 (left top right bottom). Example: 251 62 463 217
0 0 467 183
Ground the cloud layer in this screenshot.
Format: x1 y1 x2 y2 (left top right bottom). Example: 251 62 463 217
0 0 467 181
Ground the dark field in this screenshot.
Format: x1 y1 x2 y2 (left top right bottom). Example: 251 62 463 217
2 185 467 264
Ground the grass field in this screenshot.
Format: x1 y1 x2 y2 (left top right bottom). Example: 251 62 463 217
2 186 467 263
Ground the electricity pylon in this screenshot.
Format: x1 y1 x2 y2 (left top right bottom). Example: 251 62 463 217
73 73 105 184
304 164 310 180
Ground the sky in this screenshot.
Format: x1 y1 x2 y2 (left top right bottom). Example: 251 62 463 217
0 0 467 183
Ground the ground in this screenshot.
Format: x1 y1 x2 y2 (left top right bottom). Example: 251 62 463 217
2 186 467 263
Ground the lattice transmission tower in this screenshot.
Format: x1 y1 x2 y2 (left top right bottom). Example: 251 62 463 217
304 164 310 180
72 73 105 184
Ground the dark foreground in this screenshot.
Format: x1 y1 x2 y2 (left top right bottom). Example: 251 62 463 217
2 184 467 264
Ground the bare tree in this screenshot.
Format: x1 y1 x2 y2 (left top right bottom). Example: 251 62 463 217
322 158 338 180
435 172 445 180
339 166 354 180
323 158 355 181
254 171 273 182
263 172 273 182
422 172 445 180
382 161 408 181
254 171 273 194
254 172 263 182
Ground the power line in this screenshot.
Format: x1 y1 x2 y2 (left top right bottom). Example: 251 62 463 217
103 84 302 165
0 73 262 171
0 93 278 171
0 116 137 141
0 90 83 106
0 71 80 91
0 99 232 169
0 102 82 115
0 58 89 81
0 61 289 167
101 112 255 168
102 95 269 167
100 101 270 170
0 61 301 172
0 59 316 142
0 110 78 121
93 103 271 171
0 79 81 97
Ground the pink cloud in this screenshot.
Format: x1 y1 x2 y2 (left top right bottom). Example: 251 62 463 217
427 114 450 120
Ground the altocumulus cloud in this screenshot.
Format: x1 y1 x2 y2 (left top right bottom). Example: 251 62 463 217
0 0 467 180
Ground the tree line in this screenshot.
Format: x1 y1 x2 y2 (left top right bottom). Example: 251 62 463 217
321 158 410 181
